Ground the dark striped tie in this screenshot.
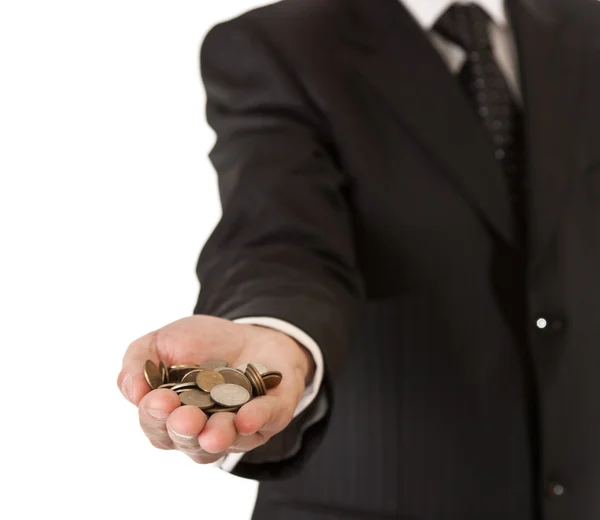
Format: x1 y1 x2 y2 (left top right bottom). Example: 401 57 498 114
435 3 527 245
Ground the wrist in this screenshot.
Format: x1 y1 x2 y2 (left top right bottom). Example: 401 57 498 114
246 323 316 387
269 329 316 387
294 339 316 386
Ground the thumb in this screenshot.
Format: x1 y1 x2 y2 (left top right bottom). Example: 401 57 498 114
117 330 160 405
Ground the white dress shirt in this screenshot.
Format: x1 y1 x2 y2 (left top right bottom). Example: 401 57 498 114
218 0 520 472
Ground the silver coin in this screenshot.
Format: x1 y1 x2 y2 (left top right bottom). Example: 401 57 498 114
199 359 229 371
210 383 250 407
171 382 198 393
179 389 214 410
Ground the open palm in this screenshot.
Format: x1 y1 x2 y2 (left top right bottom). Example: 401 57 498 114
117 315 313 463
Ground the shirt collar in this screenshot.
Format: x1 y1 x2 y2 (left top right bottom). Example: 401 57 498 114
401 0 507 30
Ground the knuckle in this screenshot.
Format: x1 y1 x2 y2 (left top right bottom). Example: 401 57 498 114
154 328 173 355
149 439 172 450
179 445 204 456
139 413 166 431
231 433 267 452
146 430 169 442
189 453 222 465
275 407 294 429
168 435 199 449
257 431 273 444
128 330 158 355
140 418 167 436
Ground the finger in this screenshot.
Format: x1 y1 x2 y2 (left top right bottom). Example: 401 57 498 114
118 331 159 405
230 432 268 453
235 364 305 437
165 405 211 462
149 439 173 450
138 388 181 449
234 394 293 438
198 412 239 454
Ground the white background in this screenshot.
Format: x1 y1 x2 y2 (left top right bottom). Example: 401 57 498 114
0 1 273 518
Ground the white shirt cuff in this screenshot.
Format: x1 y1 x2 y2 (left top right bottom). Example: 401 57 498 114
214 316 325 473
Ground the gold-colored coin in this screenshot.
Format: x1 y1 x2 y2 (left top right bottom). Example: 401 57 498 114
141 358 280 415
144 360 163 390
199 359 229 371
196 370 226 392
159 360 168 384
245 363 266 396
181 369 203 383
169 364 201 371
171 382 198 393
179 389 215 410
255 376 266 396
262 371 283 389
211 383 250 407
218 368 253 395
244 366 260 396
168 364 201 383
254 366 267 395
205 405 241 414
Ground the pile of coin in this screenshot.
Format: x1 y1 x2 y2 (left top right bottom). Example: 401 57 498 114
143 359 282 415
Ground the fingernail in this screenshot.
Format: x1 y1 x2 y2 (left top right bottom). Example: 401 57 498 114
146 408 170 420
167 427 195 440
121 375 133 402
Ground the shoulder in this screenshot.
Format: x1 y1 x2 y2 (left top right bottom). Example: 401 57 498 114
228 0 348 29
203 0 351 51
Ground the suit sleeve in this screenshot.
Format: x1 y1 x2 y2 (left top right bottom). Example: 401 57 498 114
193 18 364 479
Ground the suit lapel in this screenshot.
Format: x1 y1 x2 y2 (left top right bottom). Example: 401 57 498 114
508 0 585 272
339 0 516 247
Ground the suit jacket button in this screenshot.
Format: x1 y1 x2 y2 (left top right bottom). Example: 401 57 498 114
548 482 565 498
536 317 548 329
536 316 565 331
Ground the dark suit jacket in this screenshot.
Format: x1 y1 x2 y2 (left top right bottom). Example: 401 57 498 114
193 0 600 518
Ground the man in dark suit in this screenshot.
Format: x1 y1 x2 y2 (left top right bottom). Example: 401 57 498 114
117 0 600 518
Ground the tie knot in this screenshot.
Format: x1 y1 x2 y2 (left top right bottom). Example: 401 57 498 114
434 3 493 51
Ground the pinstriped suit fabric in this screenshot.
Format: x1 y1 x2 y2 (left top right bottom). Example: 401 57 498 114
195 0 600 518
255 286 536 518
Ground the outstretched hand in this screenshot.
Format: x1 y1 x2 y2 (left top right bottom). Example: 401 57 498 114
117 315 314 463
